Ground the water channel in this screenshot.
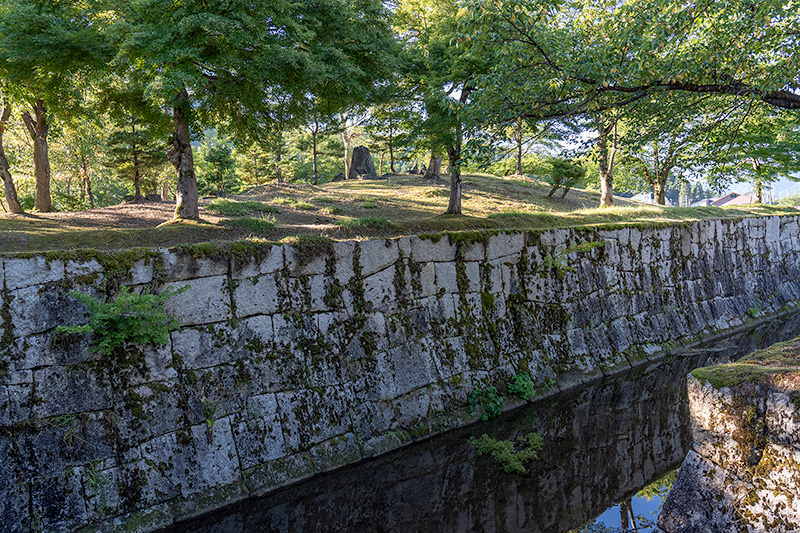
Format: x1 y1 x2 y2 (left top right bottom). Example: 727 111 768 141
161 312 800 533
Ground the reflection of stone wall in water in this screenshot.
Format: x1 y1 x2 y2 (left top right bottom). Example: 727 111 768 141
2 216 800 531
658 338 800 532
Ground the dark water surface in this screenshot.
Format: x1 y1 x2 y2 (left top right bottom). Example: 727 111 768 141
162 313 800 533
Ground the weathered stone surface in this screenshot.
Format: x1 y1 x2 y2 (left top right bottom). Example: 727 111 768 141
163 275 231 326
2 216 800 532
659 338 800 532
348 146 377 180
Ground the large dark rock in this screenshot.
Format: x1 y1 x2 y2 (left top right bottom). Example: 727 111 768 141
332 172 346 182
348 146 377 180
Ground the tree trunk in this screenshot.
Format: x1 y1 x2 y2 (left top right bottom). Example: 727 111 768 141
0 97 22 213
168 89 198 219
22 99 53 212
654 169 668 205
161 180 169 202
81 153 94 208
340 116 352 179
131 123 143 202
597 117 617 207
389 131 396 173
446 144 462 214
253 153 258 182
378 151 384 175
423 150 442 180
516 117 523 175
275 133 283 183
752 159 763 203
312 120 319 185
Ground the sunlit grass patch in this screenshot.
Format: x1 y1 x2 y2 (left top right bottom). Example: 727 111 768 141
206 199 280 216
273 197 316 210
338 216 392 230
319 206 344 215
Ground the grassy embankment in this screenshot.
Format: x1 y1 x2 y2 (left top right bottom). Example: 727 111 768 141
0 173 795 253
692 338 800 390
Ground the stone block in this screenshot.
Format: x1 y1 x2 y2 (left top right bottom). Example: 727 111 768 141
232 393 287 470
410 236 456 263
160 249 228 281
31 467 88 532
358 239 399 277
486 232 525 261
130 257 155 285
374 341 437 400
230 244 284 279
3 256 64 290
32 365 113 418
434 261 458 294
276 385 354 452
284 243 329 276
8 284 95 337
233 274 280 318
163 275 231 326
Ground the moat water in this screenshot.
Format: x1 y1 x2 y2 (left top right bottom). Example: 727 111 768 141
161 312 800 533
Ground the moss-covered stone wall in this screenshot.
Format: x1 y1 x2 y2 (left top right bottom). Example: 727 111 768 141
658 337 800 532
2 215 800 532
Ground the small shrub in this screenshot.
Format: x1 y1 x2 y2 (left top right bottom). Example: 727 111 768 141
225 216 276 233
469 432 544 474
337 216 391 231
746 306 760 318
469 386 503 421
508 373 537 400
56 286 188 358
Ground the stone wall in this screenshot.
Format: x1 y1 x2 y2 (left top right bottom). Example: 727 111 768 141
2 215 800 532
657 337 800 532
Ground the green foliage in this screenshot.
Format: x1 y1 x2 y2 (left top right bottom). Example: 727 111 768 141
206 199 280 216
508 373 537 400
778 194 800 207
486 155 551 178
469 432 544 474
224 216 276 233
637 470 677 501
56 286 187 356
469 386 503 421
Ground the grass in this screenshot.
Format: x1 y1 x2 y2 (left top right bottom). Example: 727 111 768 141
272 197 316 210
206 199 280 216
691 337 800 389
0 172 797 253
224 216 276 233
337 216 393 231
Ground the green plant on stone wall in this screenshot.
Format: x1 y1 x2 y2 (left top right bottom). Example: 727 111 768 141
469 432 544 474
55 286 188 357
508 373 537 400
469 386 503 421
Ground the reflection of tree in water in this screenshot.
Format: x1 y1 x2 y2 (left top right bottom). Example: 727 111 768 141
569 471 677 533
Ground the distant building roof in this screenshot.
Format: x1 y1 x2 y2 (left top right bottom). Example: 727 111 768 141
710 192 745 207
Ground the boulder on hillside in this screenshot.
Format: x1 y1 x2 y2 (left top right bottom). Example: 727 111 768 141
145 194 162 202
348 146 378 180
332 172 346 182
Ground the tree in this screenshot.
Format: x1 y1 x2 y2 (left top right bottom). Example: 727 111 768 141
462 0 800 205
0 0 110 211
105 117 167 201
201 143 237 195
703 107 800 202
111 0 395 219
0 90 22 213
546 158 586 198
